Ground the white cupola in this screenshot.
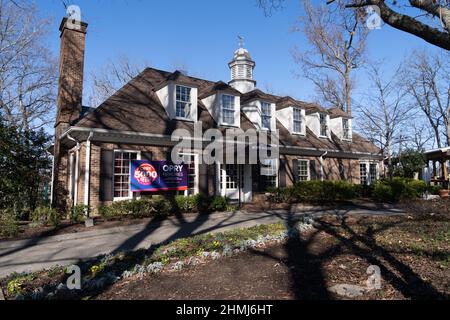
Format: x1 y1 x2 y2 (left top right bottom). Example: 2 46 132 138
228 38 256 94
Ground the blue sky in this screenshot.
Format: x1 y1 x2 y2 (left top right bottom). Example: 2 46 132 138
38 0 440 105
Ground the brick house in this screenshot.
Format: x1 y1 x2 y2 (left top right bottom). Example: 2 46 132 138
51 18 382 213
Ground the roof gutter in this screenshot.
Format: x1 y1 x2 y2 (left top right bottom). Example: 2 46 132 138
60 126 382 159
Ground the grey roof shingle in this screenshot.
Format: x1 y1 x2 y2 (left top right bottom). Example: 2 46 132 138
75 67 380 156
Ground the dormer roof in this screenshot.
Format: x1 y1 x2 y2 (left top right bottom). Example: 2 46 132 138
328 107 353 119
154 70 200 91
240 89 278 105
304 103 329 115
198 81 241 99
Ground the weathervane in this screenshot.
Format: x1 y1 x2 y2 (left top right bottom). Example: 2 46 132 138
238 36 245 48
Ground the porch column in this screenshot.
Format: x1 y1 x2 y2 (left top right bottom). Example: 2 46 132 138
84 132 93 216
432 160 437 178
443 160 448 180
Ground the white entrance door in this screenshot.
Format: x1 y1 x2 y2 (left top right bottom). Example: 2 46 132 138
219 164 252 202
179 153 199 196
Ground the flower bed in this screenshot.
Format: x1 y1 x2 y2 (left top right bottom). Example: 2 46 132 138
0 220 313 300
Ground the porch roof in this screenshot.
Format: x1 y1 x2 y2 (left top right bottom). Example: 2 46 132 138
424 147 450 161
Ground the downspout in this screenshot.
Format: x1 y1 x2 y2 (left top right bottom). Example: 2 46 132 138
50 150 55 207
84 132 94 216
67 133 80 206
319 151 328 181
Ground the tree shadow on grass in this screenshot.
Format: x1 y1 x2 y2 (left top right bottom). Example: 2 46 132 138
317 217 448 299
249 212 334 299
249 212 448 300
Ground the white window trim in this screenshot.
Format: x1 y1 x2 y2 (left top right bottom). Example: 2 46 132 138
221 94 236 126
297 159 311 181
261 158 279 188
178 152 199 196
319 113 329 138
342 118 352 141
292 107 304 135
359 161 379 185
261 101 272 131
113 149 141 202
175 85 192 120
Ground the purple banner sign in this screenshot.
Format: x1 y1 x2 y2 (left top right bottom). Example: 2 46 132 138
130 160 188 192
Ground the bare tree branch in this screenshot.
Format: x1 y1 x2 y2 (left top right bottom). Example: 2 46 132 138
89 55 149 108
342 0 450 50
292 0 367 114
0 1 57 133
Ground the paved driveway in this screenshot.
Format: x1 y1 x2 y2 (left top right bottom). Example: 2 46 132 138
0 203 405 278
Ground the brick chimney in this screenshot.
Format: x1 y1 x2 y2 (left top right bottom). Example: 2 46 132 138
55 17 88 129
52 17 87 210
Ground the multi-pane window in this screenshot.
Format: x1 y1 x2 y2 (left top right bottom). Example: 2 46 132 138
320 113 328 137
343 119 350 140
176 85 191 118
179 153 197 196
222 95 235 125
114 151 138 199
360 163 368 185
298 160 309 181
221 164 243 189
261 102 271 130
220 164 239 189
261 159 277 188
293 108 302 133
369 164 377 183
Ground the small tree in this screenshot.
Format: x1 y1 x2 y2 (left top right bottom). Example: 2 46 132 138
356 63 411 178
392 149 427 178
0 119 52 215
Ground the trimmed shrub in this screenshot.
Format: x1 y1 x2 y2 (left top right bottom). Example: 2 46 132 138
174 195 199 213
31 207 60 227
427 185 443 195
209 196 229 212
267 180 358 203
0 209 19 238
373 178 427 203
266 187 294 203
373 183 395 203
98 195 232 220
354 184 375 198
70 204 87 223
405 179 427 198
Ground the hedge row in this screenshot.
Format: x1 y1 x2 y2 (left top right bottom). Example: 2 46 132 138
267 180 359 203
372 178 428 203
98 195 234 220
267 178 430 204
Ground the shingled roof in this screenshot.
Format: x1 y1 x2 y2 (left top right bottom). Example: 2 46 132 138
74 67 379 156
328 107 353 119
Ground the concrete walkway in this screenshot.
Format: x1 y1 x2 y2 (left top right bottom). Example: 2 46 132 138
0 203 406 278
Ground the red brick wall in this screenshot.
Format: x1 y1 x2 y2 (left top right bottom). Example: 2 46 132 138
59 141 380 215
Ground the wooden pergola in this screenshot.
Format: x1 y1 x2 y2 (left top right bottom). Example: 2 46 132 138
425 147 450 187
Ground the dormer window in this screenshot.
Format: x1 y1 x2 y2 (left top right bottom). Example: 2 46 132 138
222 95 235 125
176 85 191 119
320 113 328 137
343 118 350 140
293 108 303 133
261 102 271 130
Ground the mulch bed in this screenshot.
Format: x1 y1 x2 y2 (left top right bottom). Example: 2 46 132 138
97 212 450 300
398 198 450 215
